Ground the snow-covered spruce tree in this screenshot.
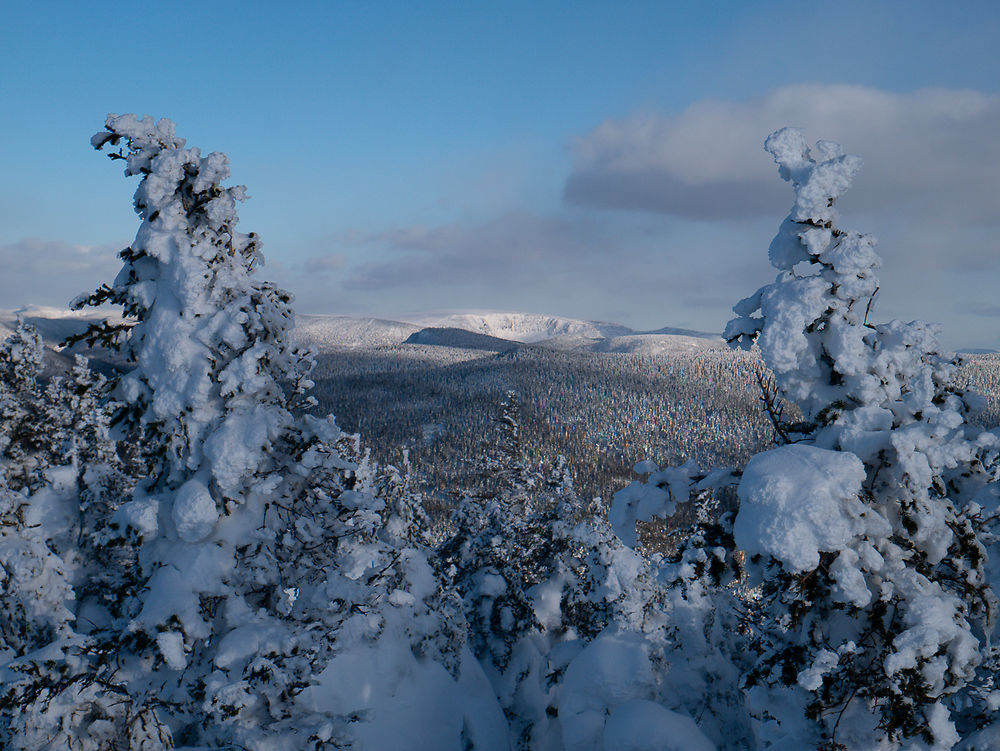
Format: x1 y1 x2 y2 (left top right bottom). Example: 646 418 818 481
0 318 49 490
439 394 555 691
0 322 160 747
723 128 999 749
62 114 505 749
0 319 125 497
41 355 119 471
0 321 131 613
375 450 433 548
0 467 163 751
472 389 538 508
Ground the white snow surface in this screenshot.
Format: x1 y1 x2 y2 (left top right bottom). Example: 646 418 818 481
171 479 218 543
558 632 712 751
603 700 716 751
156 631 187 671
113 496 160 539
299 643 507 751
734 444 877 572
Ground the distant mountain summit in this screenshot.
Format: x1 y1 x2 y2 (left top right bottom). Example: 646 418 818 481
400 312 635 343
0 306 128 377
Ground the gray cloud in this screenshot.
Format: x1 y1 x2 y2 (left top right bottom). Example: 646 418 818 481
302 252 347 273
0 238 122 310
323 211 743 329
961 303 1000 319
346 212 619 291
565 85 1000 221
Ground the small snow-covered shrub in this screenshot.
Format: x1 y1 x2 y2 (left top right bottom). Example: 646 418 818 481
441 396 693 750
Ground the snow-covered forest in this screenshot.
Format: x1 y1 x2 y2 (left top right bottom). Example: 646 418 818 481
1 114 999 750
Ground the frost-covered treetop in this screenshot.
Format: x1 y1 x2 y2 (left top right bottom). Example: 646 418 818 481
724 128 966 455
0 317 43 394
90 114 185 177
90 113 260 279
764 128 861 243
78 114 314 491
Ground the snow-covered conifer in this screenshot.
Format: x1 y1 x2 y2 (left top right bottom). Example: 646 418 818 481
0 319 48 489
0 466 165 750
376 450 433 548
0 476 75 659
41 355 118 471
0 337 156 748
61 114 504 749
723 128 999 749
79 114 316 489
470 390 539 508
611 460 752 748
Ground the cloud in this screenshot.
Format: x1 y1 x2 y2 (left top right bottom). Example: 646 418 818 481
302 252 346 273
0 238 122 309
565 85 1000 221
345 212 618 291
962 302 1000 319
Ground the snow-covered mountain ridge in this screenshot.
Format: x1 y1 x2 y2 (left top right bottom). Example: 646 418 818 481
297 311 722 352
400 312 635 342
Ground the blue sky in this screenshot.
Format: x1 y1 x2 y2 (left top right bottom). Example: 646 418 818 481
3 1 1000 348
